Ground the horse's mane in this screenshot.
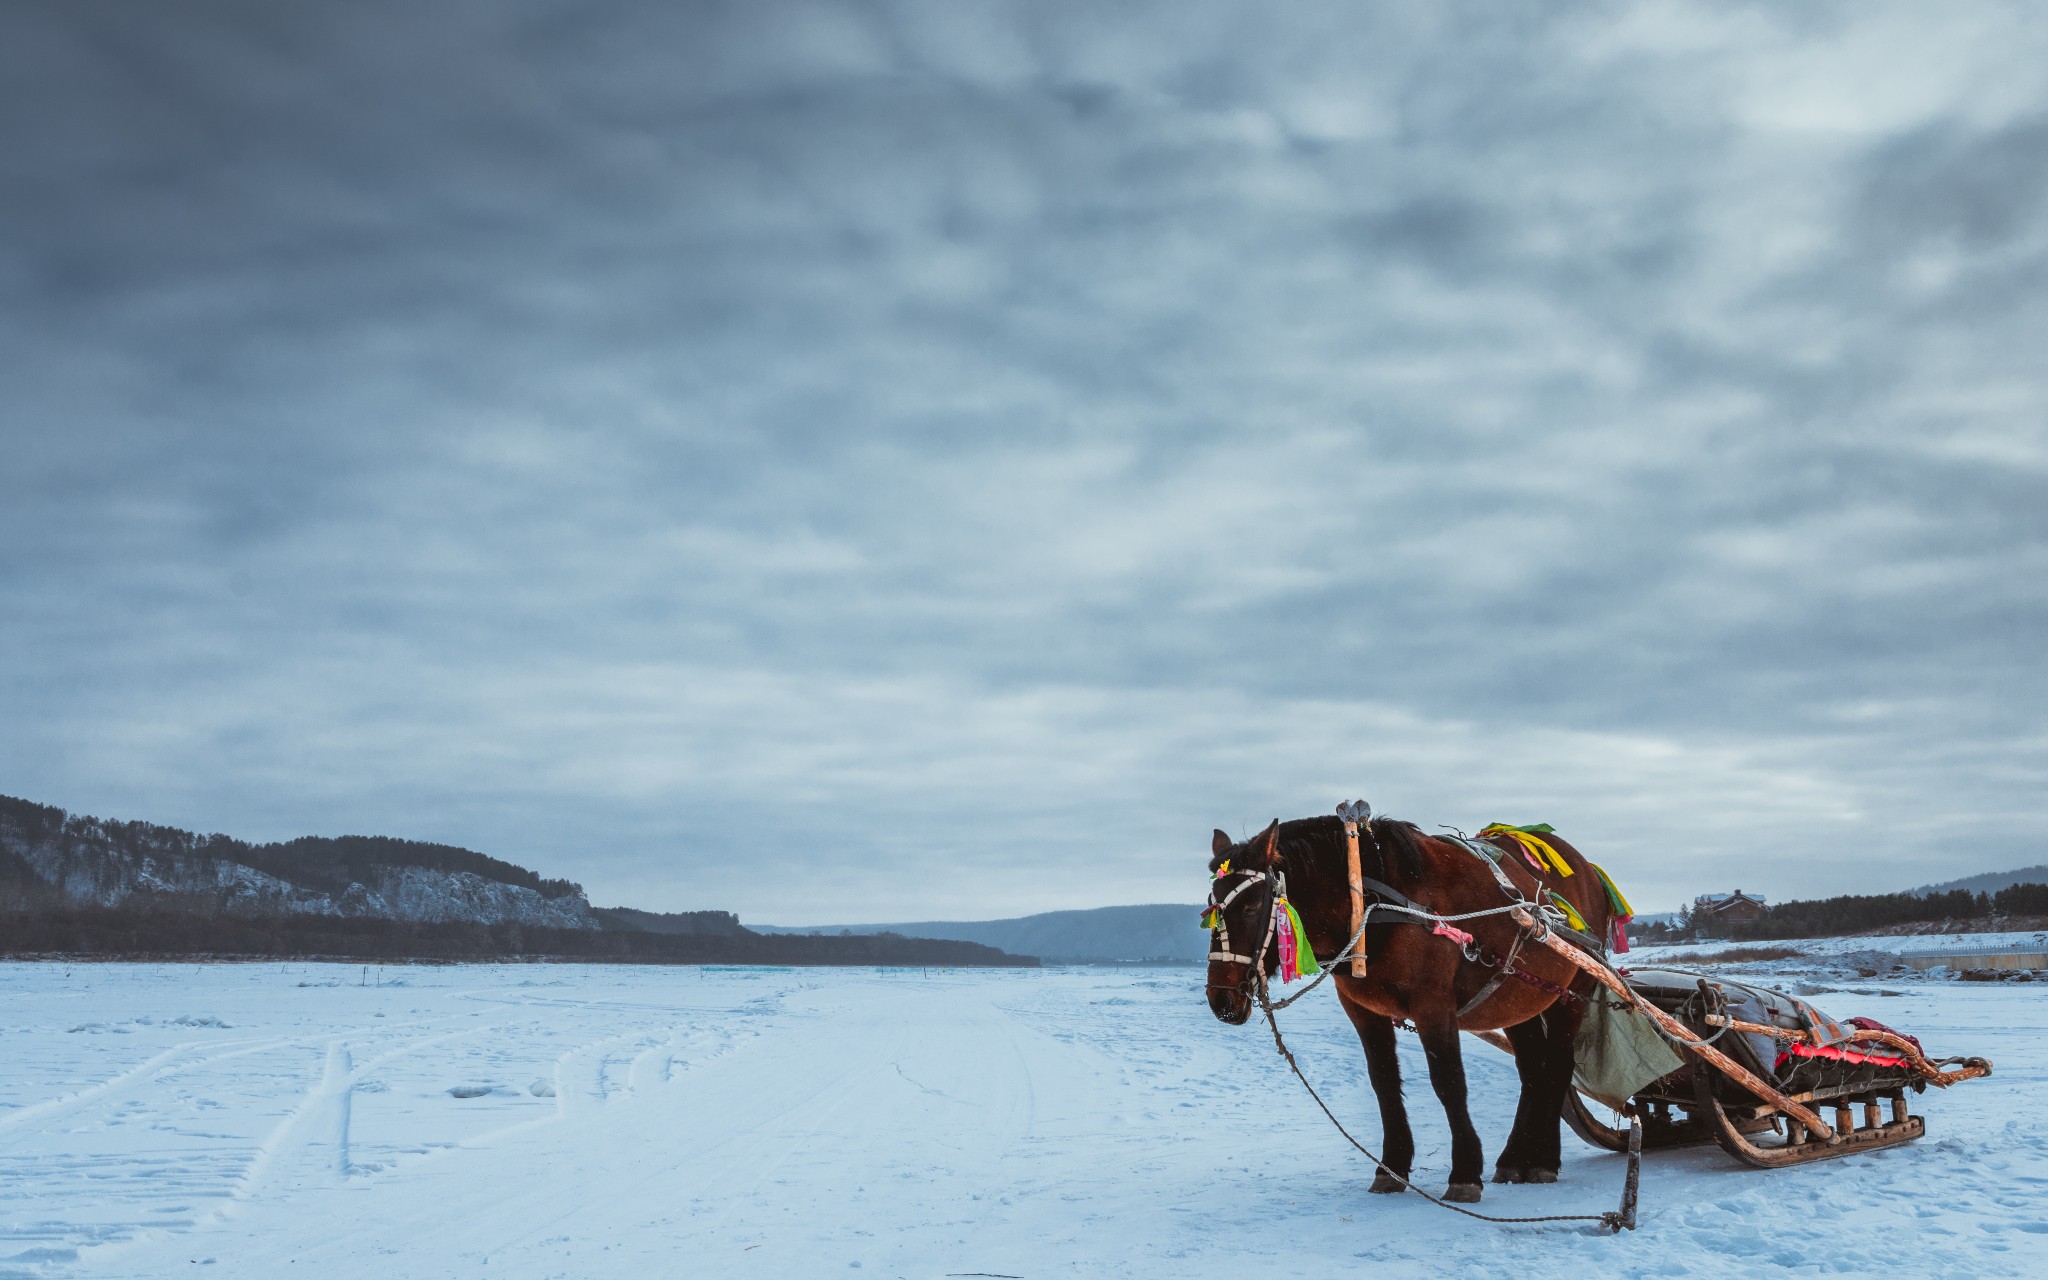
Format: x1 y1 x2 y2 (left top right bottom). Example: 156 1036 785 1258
1367 818 1428 884
1210 814 1426 884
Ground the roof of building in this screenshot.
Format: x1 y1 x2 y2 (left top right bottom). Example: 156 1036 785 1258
1694 890 1768 909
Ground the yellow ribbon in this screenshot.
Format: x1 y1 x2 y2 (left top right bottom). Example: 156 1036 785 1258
1481 824 1574 878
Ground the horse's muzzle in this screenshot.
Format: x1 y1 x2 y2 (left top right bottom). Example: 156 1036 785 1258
1206 965 1253 1025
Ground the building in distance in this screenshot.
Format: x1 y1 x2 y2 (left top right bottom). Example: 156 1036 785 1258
1693 890 1768 936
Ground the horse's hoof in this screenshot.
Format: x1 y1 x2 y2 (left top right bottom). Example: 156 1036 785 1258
1525 1168 1558 1185
1492 1168 1524 1184
1444 1183 1483 1204
1368 1172 1408 1194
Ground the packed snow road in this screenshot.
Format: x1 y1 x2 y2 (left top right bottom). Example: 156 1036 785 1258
0 962 2042 1278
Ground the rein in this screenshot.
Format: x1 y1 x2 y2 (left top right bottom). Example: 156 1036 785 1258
1255 977 1639 1231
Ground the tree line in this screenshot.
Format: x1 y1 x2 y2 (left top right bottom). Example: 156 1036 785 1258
1625 882 2048 943
0 902 1039 967
1726 882 2048 940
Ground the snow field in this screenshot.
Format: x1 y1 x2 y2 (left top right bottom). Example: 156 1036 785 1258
0 962 2042 1278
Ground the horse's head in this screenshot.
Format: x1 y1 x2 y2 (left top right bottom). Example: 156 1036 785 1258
1204 820 1282 1026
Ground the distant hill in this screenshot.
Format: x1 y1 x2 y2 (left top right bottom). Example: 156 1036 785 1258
0 794 1030 967
0 793 597 930
755 903 1203 964
0 907 1034 966
1911 865 2048 897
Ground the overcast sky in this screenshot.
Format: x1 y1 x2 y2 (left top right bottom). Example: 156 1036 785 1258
3 1 2044 925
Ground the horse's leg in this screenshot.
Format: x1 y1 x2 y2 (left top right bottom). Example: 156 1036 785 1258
1337 996 1414 1194
1494 1014 1549 1183
1529 999 1588 1176
1415 1014 1486 1201
1499 1001 1589 1181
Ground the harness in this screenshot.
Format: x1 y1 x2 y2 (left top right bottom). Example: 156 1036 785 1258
1205 867 1280 969
1206 803 1644 1232
1205 807 1598 1019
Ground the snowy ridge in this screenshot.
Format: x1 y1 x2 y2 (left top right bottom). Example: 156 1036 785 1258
6 839 597 930
0 798 598 931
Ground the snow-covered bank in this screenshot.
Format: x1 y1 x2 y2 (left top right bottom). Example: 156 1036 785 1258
1 963 2042 1278
1633 929 2048 986
1641 928 2048 963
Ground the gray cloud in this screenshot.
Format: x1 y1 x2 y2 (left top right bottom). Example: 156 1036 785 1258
3 1 2044 923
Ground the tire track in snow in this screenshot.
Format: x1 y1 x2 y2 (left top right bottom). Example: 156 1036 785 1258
0 1044 200 1141
208 1040 358 1220
203 1007 584 1222
0 993 549 1153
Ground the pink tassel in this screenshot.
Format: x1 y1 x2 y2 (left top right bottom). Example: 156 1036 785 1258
1612 916 1631 954
1275 904 1298 981
1432 921 1474 948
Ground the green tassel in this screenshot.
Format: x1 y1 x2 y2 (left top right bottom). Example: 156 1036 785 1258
1284 901 1320 977
1588 862 1633 917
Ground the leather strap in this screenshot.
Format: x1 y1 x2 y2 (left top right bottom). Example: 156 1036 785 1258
1456 971 1509 1020
1355 873 1424 915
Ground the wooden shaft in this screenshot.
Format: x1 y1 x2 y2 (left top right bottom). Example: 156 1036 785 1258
1508 908 1837 1144
1470 1028 1514 1055
1344 822 1367 977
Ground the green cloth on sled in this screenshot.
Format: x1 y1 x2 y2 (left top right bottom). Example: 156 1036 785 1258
1574 987 1685 1112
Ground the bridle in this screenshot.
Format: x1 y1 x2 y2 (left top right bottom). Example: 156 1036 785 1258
1205 866 1283 1001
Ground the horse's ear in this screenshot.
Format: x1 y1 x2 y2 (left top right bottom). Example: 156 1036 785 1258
1212 829 1232 858
1252 819 1281 867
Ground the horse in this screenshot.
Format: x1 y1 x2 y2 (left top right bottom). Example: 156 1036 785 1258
1203 814 1613 1203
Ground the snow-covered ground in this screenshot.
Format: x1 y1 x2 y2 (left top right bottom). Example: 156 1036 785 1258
1 960 2042 1279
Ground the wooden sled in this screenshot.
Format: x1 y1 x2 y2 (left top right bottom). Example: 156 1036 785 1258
1551 1046 1935 1169
1479 910 1993 1170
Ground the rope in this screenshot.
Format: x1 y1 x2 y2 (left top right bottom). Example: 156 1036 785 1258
1265 898 1558 1012
1256 986 1631 1231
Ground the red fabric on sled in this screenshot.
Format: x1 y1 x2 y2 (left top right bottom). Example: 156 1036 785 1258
1845 1016 1921 1054
1773 1040 1908 1071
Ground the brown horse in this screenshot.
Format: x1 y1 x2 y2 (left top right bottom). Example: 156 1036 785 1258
1204 815 1612 1203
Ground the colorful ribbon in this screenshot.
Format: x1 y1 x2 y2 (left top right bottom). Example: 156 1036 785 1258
1481 823 1575 878
1274 898 1320 982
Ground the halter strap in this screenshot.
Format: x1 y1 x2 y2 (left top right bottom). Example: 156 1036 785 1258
1206 868 1283 968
